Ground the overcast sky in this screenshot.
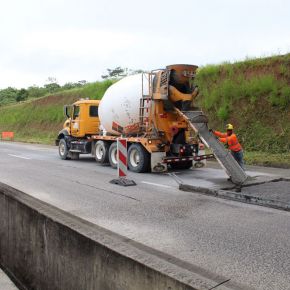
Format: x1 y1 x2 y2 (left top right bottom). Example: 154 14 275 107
0 0 289 89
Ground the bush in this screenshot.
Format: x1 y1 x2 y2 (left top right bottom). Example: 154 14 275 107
217 105 229 121
268 86 290 108
0 87 18 105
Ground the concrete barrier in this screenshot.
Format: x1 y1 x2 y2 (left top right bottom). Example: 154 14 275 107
0 182 240 290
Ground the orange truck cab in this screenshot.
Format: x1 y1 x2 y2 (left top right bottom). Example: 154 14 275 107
56 99 100 159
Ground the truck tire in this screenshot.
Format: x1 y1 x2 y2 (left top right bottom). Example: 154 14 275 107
109 142 118 169
128 143 150 173
59 139 70 160
95 141 109 164
170 161 192 170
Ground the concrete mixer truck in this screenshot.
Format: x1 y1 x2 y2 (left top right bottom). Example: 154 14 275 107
55 64 247 184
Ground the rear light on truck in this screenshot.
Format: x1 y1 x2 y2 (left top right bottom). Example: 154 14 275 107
199 143 205 150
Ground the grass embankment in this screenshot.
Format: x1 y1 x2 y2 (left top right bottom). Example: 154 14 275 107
196 53 290 168
0 80 113 144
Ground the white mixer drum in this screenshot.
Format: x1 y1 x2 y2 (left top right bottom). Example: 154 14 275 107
98 74 149 135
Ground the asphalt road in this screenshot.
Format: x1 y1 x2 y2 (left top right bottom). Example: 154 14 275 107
1 141 290 290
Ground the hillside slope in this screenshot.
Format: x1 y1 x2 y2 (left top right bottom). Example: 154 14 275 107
195 54 290 166
196 54 290 154
0 55 289 167
0 80 113 143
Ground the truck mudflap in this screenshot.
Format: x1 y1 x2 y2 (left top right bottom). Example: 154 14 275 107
163 154 215 163
175 109 248 185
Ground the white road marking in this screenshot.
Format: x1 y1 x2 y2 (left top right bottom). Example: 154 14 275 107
8 154 31 160
141 181 173 188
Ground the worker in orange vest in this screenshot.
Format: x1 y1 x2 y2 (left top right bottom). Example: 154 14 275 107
213 124 245 170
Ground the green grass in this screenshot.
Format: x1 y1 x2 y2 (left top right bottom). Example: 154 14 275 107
197 53 290 110
196 53 290 155
245 151 290 168
8 130 57 144
238 121 290 153
0 80 114 145
197 70 287 112
67 79 115 100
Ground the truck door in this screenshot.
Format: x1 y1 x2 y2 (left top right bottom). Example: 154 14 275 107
71 105 81 137
86 105 100 134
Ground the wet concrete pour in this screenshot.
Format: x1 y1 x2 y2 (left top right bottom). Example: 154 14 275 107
180 176 290 212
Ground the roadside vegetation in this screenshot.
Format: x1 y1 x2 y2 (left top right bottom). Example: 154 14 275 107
0 66 137 106
0 56 290 167
195 53 290 167
0 78 87 106
0 80 114 143
0 66 133 142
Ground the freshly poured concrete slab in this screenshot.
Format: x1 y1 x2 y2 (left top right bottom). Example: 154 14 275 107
241 179 290 203
180 174 290 211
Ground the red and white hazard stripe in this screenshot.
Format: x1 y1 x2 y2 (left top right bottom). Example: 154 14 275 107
117 138 127 178
145 98 150 128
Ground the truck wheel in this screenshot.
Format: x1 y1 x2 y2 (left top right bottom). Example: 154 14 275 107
109 142 118 169
95 141 109 164
59 139 70 160
128 143 150 173
170 161 192 170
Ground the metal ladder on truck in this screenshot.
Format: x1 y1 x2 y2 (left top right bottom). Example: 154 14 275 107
175 109 248 185
139 72 153 133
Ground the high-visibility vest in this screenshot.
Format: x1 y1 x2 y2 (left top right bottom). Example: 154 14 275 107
214 131 242 152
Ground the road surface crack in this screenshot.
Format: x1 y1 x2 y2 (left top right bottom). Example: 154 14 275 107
71 180 141 202
209 278 231 289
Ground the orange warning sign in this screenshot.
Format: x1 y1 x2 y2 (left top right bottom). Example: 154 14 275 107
1 132 14 140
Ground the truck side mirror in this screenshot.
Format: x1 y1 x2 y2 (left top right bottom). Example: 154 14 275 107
64 105 71 118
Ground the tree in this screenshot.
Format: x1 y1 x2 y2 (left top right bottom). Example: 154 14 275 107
16 88 28 102
0 87 18 105
44 82 61 93
101 67 144 79
47 77 57 83
44 77 61 93
101 67 128 79
78 80 87 86
62 80 87 90
27 86 46 99
62 82 76 90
